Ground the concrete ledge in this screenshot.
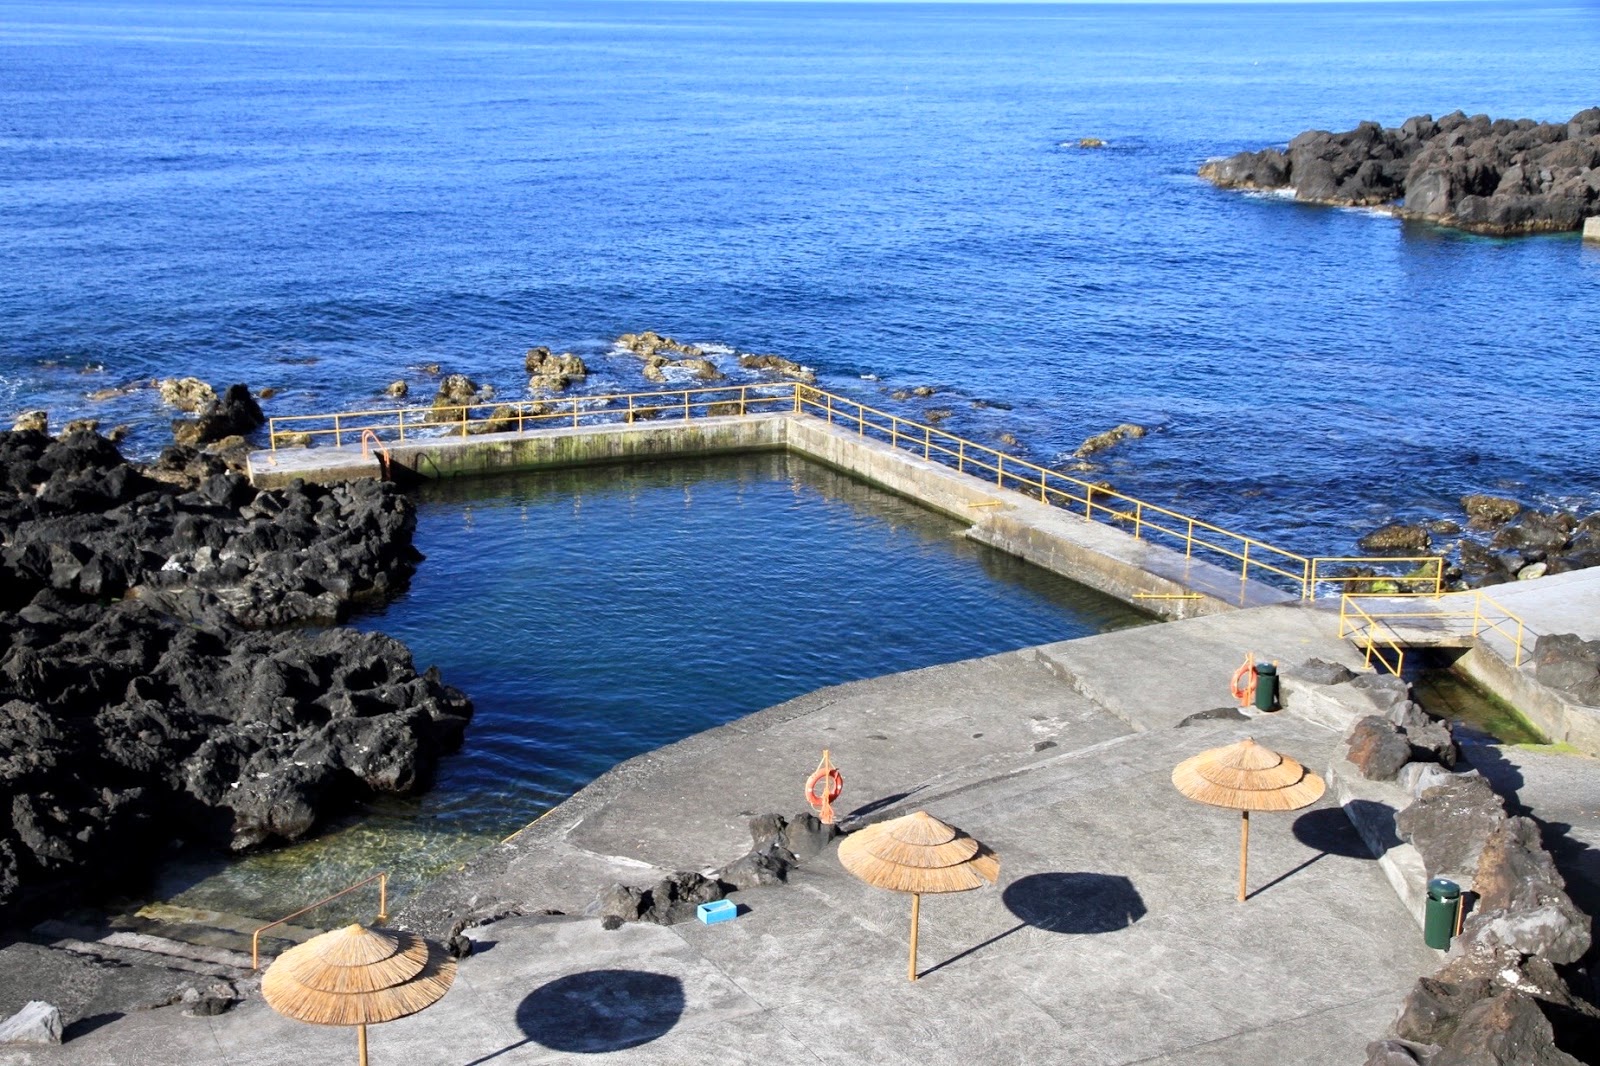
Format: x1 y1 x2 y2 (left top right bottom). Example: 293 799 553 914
785 416 1294 620
245 447 382 490
1456 642 1600 756
385 413 788 480
1330 758 1429 932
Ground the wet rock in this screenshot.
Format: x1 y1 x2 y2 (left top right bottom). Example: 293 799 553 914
1395 775 1506 879
525 347 588 391
1074 423 1146 458
159 378 216 413
1463 494 1522 525
618 331 703 359
469 405 519 435
386 380 408 399
427 374 480 423
0 1001 62 1045
739 353 816 383
1347 716 1413 781
174 384 265 446
58 419 99 438
1491 512 1573 555
1078 137 1106 149
672 357 723 381
11 411 47 434
1359 523 1432 553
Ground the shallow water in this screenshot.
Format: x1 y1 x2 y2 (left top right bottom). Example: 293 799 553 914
152 453 1147 920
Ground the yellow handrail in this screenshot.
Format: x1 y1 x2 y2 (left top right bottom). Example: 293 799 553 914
250 871 389 971
264 382 1444 601
1338 589 1531 675
1337 595 1407 675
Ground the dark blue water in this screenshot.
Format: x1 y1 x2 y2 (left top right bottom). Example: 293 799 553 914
4 1 1600 553
154 452 1145 916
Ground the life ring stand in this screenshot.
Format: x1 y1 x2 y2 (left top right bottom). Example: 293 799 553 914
805 750 844 826
1231 652 1258 708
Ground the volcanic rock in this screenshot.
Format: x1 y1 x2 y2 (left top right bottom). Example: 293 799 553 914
1202 109 1600 235
159 378 216 413
1463 494 1522 525
1464 816 1591 964
427 374 480 423
0 1001 62 1046
1395 775 1507 879
1074 423 1147 458
11 412 47 434
1358 523 1432 553
525 347 588 391
739 353 816 383
1347 716 1413 781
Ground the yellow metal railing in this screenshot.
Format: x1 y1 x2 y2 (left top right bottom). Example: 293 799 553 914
1338 590 1530 676
250 871 388 971
267 382 798 450
265 382 1445 601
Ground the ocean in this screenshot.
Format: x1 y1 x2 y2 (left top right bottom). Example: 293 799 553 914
3 0 1598 549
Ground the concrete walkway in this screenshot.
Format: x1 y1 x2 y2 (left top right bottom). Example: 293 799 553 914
5 606 1444 1066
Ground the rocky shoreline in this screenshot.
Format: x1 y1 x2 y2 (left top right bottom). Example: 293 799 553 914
1201 108 1600 235
0 423 472 924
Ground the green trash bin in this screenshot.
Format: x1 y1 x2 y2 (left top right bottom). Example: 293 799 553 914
1253 662 1279 712
1424 878 1462 949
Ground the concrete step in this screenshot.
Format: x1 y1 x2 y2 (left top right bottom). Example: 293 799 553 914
33 903 326 974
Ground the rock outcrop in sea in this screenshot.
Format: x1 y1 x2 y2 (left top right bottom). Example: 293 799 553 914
1201 108 1600 235
0 428 472 921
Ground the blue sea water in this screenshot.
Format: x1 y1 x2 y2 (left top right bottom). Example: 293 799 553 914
3 0 1599 549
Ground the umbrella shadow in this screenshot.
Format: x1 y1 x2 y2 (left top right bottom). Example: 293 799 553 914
463 970 684 1063
1244 806 1375 901
919 872 1146 979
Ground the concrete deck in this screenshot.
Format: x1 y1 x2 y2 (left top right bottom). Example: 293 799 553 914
6 606 1447 1066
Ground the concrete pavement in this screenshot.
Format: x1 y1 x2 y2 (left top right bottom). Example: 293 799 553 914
5 606 1443 1066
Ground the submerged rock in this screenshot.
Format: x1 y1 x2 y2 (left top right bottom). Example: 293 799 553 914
1074 423 1147 459
525 347 588 391
739 353 816 383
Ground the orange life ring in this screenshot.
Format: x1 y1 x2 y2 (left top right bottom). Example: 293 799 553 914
1231 661 1257 705
805 767 844 808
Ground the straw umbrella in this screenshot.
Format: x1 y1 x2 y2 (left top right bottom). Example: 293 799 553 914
838 810 999 982
1172 736 1326 902
262 924 457 1066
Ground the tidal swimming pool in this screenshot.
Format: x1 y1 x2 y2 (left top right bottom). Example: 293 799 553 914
150 452 1149 921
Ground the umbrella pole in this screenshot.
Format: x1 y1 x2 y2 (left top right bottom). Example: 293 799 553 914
358 1022 368 1066
1238 810 1250 903
909 892 921 982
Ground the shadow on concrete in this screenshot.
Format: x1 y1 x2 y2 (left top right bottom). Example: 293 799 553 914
464 970 684 1063
919 872 1145 979
62 1012 123 1041
1242 806 1377 901
1292 806 1379 859
845 788 927 822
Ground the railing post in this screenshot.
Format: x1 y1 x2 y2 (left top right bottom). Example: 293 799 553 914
958 440 964 473
857 403 863 436
1134 501 1142 539
517 404 525 435
628 395 635 422
334 414 342 448
1187 517 1195 558
1303 560 1313 600
1084 485 1092 522
684 391 690 421
826 392 833 424
1514 619 1525 667
461 406 468 438
269 419 278 452
1040 470 1047 502
378 873 388 923
996 453 1004 488
924 426 930 460
740 385 748 416
891 417 898 450
1241 542 1251 582
792 383 801 415
572 400 579 429
398 410 406 443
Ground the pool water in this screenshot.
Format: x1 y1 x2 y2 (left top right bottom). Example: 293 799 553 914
147 453 1149 922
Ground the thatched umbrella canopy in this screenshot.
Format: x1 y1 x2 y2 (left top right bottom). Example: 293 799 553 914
262 924 457 1066
1172 736 1326 902
838 810 999 982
